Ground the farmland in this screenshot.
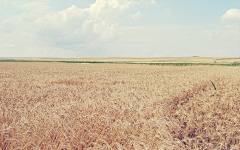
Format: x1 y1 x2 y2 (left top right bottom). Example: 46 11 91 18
0 62 240 149
1 57 240 66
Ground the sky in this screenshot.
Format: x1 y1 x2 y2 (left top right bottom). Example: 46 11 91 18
0 0 239 57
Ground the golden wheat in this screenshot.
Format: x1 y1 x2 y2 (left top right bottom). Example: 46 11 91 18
0 62 239 149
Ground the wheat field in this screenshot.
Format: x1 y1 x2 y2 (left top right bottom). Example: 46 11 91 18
0 62 239 150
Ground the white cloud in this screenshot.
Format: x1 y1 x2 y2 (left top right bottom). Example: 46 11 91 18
82 19 93 30
117 24 240 57
93 21 118 39
0 43 15 49
32 4 119 41
0 0 16 5
128 11 141 21
27 46 77 57
0 0 157 57
0 43 16 57
221 8 240 21
1 0 156 37
16 1 52 11
226 25 240 30
0 1 54 33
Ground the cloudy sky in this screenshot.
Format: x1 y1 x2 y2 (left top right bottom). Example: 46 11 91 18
0 0 239 57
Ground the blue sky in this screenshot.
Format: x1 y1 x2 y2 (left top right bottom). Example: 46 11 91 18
0 0 239 57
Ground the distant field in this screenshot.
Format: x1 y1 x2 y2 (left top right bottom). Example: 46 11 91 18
0 62 239 149
0 57 240 66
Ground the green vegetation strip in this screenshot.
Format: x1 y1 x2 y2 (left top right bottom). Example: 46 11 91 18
0 59 239 66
